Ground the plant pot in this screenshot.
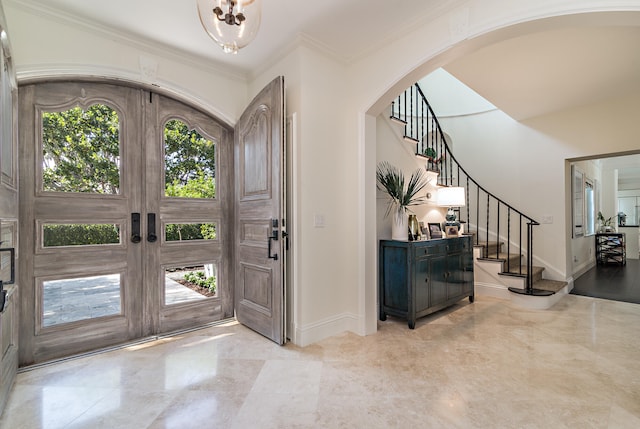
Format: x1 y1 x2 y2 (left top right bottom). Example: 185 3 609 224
391 212 408 240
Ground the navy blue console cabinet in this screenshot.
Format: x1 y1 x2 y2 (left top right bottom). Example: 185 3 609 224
379 236 474 329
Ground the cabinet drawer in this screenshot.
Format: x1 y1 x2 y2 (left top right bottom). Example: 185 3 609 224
413 243 447 258
447 242 465 252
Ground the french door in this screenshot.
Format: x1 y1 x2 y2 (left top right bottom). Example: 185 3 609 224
18 82 234 364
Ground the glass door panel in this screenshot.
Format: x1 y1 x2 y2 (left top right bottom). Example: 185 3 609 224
146 95 232 334
42 273 122 327
41 105 120 194
19 82 143 364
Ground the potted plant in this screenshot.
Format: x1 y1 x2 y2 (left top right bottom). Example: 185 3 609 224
423 147 440 172
376 161 429 240
597 211 616 232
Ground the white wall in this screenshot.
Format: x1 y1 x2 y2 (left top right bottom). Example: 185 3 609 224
375 115 444 240
252 44 358 345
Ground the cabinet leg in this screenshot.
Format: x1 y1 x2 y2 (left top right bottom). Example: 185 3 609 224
408 320 415 329
379 311 387 321
469 295 475 303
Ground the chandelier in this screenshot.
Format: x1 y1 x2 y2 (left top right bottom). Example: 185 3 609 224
197 0 262 54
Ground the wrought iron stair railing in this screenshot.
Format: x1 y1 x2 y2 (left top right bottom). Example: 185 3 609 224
390 83 552 296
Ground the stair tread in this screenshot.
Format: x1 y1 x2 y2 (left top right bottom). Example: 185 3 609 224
531 279 567 293
480 252 522 261
501 265 545 275
403 135 419 143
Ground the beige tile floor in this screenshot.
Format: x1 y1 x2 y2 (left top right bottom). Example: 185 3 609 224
1 295 639 428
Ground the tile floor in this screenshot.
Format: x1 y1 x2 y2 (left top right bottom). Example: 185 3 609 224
1 295 639 428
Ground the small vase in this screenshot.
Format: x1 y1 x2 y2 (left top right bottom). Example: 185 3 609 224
408 214 421 240
391 211 408 240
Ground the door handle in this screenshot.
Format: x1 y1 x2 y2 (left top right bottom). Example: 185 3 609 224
147 213 158 243
267 218 278 260
131 213 141 243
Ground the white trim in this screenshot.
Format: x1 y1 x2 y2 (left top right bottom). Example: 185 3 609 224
294 312 359 347
287 112 300 345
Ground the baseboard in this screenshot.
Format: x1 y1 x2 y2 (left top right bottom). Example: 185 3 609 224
573 260 595 279
293 312 359 347
474 282 510 300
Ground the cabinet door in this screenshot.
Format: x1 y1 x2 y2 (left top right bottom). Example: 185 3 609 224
414 258 430 311
381 245 408 312
429 254 448 307
462 244 474 295
446 252 465 299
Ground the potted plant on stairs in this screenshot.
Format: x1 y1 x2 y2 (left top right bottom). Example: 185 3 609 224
376 161 429 240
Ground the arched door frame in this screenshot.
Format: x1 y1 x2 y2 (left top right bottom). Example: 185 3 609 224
359 9 640 335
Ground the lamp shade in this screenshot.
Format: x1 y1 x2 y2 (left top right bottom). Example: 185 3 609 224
197 0 262 54
437 186 466 207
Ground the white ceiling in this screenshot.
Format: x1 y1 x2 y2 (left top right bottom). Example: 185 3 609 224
11 1 640 120
23 0 457 74
445 25 640 120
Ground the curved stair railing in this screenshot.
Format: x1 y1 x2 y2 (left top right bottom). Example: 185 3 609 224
390 83 552 296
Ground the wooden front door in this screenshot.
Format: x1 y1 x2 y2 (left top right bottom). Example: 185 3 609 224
18 82 233 365
234 77 286 344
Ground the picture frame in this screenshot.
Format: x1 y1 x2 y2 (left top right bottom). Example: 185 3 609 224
419 221 428 237
445 225 459 238
428 223 442 239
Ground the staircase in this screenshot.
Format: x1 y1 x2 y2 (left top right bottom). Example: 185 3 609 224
390 83 568 308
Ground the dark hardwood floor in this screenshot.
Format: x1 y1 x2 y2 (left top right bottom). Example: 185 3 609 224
571 258 640 304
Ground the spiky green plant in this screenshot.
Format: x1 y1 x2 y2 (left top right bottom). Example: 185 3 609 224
376 161 429 219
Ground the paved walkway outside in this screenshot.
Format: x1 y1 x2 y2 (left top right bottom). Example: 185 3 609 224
43 273 206 327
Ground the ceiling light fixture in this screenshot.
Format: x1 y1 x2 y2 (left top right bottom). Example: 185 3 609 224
197 0 262 55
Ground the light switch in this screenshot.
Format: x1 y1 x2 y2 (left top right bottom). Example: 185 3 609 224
314 214 325 228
